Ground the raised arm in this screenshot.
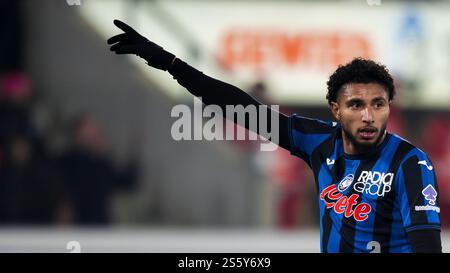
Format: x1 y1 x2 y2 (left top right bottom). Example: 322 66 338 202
107 19 290 151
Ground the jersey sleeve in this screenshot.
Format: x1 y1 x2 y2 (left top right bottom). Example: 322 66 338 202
395 151 441 232
287 114 338 166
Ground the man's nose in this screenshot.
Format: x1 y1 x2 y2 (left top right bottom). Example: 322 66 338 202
362 107 374 123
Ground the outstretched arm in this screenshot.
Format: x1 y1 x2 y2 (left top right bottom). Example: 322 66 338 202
107 19 290 150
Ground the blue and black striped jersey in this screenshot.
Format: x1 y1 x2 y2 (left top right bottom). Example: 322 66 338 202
288 114 441 253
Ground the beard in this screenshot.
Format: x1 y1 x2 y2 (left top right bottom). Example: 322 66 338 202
342 122 387 154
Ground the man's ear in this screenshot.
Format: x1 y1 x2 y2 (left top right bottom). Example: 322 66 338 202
330 102 340 121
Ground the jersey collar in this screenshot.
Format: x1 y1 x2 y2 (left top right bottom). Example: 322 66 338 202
342 131 391 160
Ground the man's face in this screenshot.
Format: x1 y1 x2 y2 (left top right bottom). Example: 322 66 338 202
330 83 391 153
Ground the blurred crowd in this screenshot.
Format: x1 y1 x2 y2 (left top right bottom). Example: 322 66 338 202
0 0 139 226
0 72 137 226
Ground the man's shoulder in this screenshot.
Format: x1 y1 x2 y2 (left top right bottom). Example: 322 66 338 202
289 114 340 134
389 133 432 165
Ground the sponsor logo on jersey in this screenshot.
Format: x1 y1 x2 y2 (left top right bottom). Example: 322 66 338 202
414 205 440 213
353 171 393 197
320 184 372 222
337 174 354 192
422 184 438 205
414 185 440 213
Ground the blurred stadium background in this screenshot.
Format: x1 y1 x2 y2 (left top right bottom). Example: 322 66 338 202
0 0 449 252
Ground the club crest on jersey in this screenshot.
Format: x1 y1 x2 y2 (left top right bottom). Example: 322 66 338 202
338 174 354 192
320 184 372 222
353 171 394 197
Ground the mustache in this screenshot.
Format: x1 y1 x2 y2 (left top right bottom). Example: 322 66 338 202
358 126 378 132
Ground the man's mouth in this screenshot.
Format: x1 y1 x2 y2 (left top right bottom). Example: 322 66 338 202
358 127 378 140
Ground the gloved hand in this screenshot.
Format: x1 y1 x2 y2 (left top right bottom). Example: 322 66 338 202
107 19 176 71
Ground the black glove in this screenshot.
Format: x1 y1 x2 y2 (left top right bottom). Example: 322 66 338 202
107 19 176 71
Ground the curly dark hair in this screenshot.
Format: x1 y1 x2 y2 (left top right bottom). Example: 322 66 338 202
326 58 395 105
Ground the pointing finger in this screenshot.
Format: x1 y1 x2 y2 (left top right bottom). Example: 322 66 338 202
113 19 137 34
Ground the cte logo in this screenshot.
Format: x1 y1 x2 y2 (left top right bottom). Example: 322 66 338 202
320 184 372 221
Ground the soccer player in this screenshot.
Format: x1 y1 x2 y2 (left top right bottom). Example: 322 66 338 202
107 20 442 253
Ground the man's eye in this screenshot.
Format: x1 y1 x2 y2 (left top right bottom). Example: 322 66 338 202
350 103 362 109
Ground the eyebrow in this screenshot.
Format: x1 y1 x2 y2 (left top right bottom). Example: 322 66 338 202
345 96 388 106
345 98 364 106
372 96 388 103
